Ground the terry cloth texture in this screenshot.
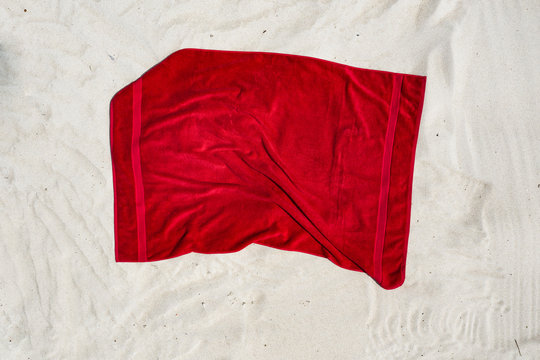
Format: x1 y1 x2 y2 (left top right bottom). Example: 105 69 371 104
110 48 427 289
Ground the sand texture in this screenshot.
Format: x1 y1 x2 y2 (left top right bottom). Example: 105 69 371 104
0 0 539 358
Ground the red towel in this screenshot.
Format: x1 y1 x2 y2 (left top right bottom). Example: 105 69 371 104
110 48 426 289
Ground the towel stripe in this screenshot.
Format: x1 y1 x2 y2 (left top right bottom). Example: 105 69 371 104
132 78 147 261
373 74 403 284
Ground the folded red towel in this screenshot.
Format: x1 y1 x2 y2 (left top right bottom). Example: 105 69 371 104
110 48 426 289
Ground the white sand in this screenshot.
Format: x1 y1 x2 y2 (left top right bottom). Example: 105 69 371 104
1 0 539 358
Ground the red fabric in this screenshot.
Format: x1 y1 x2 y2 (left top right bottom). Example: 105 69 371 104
110 48 426 289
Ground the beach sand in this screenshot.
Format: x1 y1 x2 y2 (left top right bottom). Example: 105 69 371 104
0 0 538 358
